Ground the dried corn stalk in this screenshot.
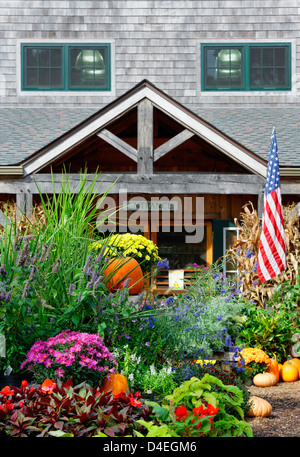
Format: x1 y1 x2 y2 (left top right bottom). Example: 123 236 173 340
229 201 300 306
0 199 46 234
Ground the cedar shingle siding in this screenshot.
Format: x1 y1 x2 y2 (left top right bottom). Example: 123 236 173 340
0 0 299 108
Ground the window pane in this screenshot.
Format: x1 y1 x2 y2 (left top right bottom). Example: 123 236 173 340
250 45 290 89
204 46 243 89
275 47 286 66
156 226 207 269
39 68 50 86
51 68 62 86
250 68 261 87
39 49 50 67
250 47 261 68
23 46 62 89
263 47 273 66
26 48 38 66
69 47 107 89
26 68 37 86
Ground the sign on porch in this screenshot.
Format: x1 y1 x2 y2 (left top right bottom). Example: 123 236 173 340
168 270 185 289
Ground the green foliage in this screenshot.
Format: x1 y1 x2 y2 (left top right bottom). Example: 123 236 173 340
172 361 251 418
113 345 177 396
236 302 294 362
136 375 253 437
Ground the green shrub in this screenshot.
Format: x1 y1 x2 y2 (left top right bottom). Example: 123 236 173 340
235 302 294 362
136 374 253 437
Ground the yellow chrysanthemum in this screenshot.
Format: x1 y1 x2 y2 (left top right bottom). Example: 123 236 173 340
90 233 160 273
240 347 270 368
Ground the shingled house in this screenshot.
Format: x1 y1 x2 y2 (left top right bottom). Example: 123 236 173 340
0 1 299 281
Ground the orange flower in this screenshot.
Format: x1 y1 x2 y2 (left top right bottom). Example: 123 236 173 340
128 392 142 407
41 379 57 394
0 386 14 396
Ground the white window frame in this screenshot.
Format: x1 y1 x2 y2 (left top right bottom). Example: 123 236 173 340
223 226 240 282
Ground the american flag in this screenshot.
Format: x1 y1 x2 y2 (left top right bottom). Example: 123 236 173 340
256 128 287 283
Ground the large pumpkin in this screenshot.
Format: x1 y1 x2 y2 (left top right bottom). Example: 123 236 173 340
281 361 299 382
253 372 277 387
266 359 280 383
103 257 144 295
247 396 272 417
100 373 129 396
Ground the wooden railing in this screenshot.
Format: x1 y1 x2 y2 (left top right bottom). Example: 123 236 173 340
152 269 197 295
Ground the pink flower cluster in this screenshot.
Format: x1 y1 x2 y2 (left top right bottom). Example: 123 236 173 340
20 330 117 378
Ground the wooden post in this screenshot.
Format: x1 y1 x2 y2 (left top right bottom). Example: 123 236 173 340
137 99 153 175
257 191 264 218
16 191 33 220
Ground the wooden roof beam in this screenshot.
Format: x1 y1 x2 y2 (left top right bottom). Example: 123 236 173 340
154 129 194 161
97 128 138 162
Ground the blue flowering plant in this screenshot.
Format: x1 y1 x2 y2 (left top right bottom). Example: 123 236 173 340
20 329 117 386
151 263 247 364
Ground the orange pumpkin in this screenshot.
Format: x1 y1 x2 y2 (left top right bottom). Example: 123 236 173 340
100 373 129 396
103 257 144 295
266 359 280 383
281 361 299 382
289 358 300 377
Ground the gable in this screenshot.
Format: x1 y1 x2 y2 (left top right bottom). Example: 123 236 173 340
21 80 267 177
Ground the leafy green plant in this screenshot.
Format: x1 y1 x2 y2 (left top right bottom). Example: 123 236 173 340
172 361 251 418
236 303 294 362
0 379 153 437
135 375 253 437
113 345 177 396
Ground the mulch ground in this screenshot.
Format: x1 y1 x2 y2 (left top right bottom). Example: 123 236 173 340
245 380 300 438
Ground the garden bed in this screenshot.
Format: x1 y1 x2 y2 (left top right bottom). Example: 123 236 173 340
246 380 300 437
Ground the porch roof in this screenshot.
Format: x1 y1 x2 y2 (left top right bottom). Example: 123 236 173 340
0 80 299 171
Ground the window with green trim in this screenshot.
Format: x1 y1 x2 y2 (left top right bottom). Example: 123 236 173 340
22 43 111 91
201 43 291 91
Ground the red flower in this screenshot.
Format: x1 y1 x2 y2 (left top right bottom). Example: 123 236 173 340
0 386 14 396
128 392 142 407
175 406 188 421
41 379 57 394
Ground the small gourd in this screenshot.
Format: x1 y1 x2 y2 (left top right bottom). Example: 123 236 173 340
100 373 129 396
253 372 277 387
247 396 272 417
